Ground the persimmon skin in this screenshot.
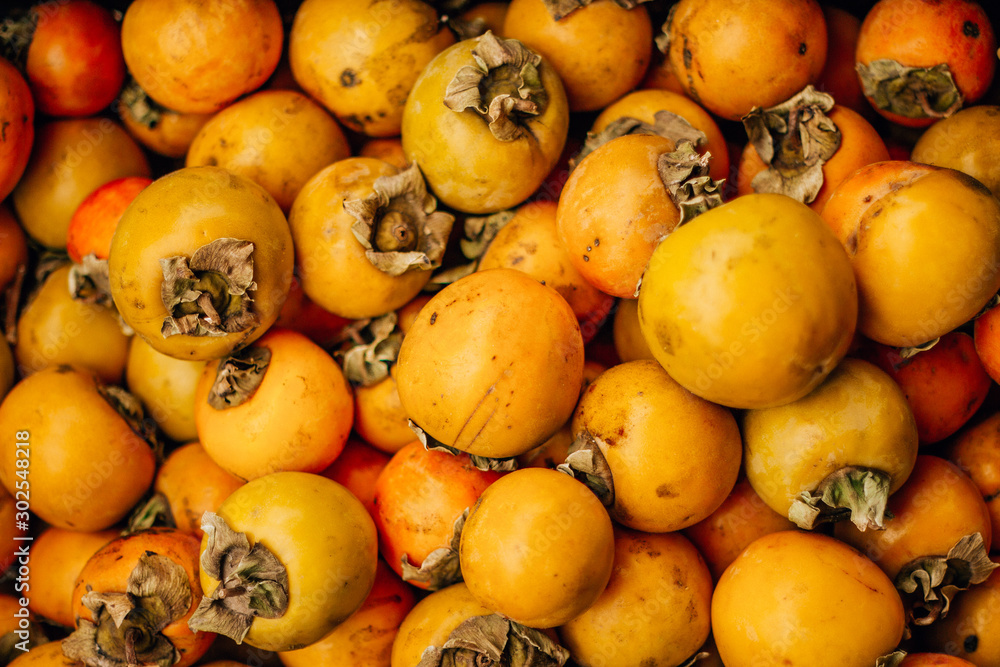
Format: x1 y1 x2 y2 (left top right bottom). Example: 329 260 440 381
319 438 391 520
923 568 1000 664
390 583 495 667
66 176 152 263
8 640 80 667
502 0 652 112
944 413 1000 552
817 6 867 116
0 58 34 202
119 104 213 159
737 105 889 212
0 205 28 294
154 442 244 538
975 303 1000 383
855 0 997 127
900 654 977 667
857 332 991 445
353 371 414 455
372 441 502 588
664 0 828 121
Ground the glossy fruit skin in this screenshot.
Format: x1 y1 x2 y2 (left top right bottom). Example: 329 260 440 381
195 328 354 480
856 0 996 127
737 105 890 212
945 412 1000 552
319 438 391 520
0 58 34 202
0 205 28 294
401 36 569 214
395 269 584 459
12 118 150 249
683 478 797 582
459 468 615 628
858 332 991 444
373 441 502 588
289 0 454 137
502 0 652 112
836 168 1000 347
353 371 414 455
24 0 125 118
572 360 742 532
66 176 152 264
0 367 156 531
558 528 713 667
154 442 244 538
743 357 918 519
125 337 205 442
478 200 615 327
664 0 828 121
119 104 213 159
72 528 213 667
557 134 680 299
289 158 433 320
199 472 378 652
278 560 416 667
835 455 992 580
912 105 1000 199
185 90 351 212
15 265 130 384
390 582 495 667
638 193 858 410
121 0 282 114
8 640 78 667
923 567 1000 664
108 166 294 361
591 88 730 182
612 298 655 364
712 531 905 667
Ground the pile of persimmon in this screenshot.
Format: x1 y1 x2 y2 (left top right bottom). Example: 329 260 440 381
3 1 1000 667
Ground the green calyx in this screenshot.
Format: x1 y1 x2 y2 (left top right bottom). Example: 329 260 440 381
788 466 892 531
857 60 964 120
416 613 570 667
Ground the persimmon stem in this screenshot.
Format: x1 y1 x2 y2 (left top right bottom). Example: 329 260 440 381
124 627 140 667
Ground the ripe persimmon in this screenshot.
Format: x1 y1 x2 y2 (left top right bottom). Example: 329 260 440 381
154 443 244 538
0 58 34 202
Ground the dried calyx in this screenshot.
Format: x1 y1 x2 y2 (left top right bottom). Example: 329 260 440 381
877 651 908 667
542 0 650 21
63 553 191 667
658 143 724 225
345 163 454 276
409 420 519 472
857 60 963 121
570 109 707 171
556 431 614 508
742 85 842 204
187 513 288 644
339 313 403 387
207 344 271 410
445 31 547 142
416 613 570 667
402 509 468 591
160 238 259 338
426 210 516 290
895 532 999 626
98 384 163 462
0 10 36 69
788 466 893 531
124 493 175 535
118 77 171 130
69 255 115 308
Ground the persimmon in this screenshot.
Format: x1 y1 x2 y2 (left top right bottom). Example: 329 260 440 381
835 455 995 625
273 276 350 348
0 205 28 295
559 528 713 667
289 0 454 137
354 367 414 455
116 80 213 159
154 443 244 538
401 31 569 214
589 88 730 182
900 655 977 667
121 0 282 114
712 531 905 667
25 527 118 628
612 298 654 363
186 90 351 212
683 478 797 582
67 529 213 667
66 177 151 265
923 567 1000 664
373 441 502 591
0 58 34 202
12 118 150 249
358 138 408 170
944 413 1000 552
318 438 391 520
858 332 991 444
515 423 573 470
277 560 416 667
822 164 1000 347
395 269 584 460
389 583 496 667
455 2 508 37
737 102 889 212
15 265 130 385
8 640 79 667
662 0 828 121
817 6 867 116
502 0 652 112
125 337 204 443
478 199 616 332
0 367 156 531
855 0 996 127
396 294 432 335
912 104 1000 198
638 193 857 409
195 327 353 480
109 167 294 361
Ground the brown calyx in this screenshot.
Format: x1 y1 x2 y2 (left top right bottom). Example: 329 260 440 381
657 142 725 225
339 313 403 387
787 466 892 531
415 613 570 667
207 344 271 410
857 60 964 120
409 420 519 472
117 77 170 130
570 109 707 172
556 431 614 508
401 509 468 591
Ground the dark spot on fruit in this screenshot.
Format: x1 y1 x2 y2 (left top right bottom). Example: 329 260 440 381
965 635 979 653
964 21 980 38
656 484 677 498
862 195 872 203
594 238 600 246
205 156 218 166
798 42 807 55
586 246 592 252
340 69 359 87
429 312 437 324
583 255 589 262
683 37 692 69
491 355 496 360
984 489 998 502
